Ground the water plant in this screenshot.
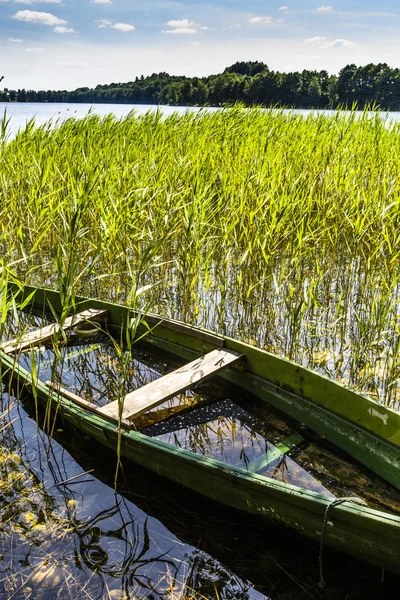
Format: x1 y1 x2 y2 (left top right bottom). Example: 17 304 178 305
1 107 400 406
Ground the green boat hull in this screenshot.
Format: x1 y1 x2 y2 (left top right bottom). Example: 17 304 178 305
1 283 400 573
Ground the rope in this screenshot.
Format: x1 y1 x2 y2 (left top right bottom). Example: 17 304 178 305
319 496 367 589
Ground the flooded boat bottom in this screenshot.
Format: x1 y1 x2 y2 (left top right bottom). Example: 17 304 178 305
6 309 400 518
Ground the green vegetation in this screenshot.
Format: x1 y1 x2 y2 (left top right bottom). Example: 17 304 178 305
3 61 400 110
1 106 400 408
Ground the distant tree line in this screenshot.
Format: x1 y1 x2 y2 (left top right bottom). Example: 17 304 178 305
2 61 400 110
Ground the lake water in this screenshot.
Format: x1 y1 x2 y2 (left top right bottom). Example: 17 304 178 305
0 102 218 137
2 102 400 137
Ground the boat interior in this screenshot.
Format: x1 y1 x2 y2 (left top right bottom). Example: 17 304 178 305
2 305 400 517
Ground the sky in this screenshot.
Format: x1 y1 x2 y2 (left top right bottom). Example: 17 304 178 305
1 1 400 91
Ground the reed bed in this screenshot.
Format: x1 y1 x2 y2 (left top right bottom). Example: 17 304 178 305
1 107 400 406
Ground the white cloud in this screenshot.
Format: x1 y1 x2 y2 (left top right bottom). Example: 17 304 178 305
279 5 289 10
54 26 74 33
12 10 67 26
91 0 111 3
304 36 328 44
112 23 135 32
57 61 88 68
249 16 272 24
95 18 134 31
163 19 209 35
26 47 44 52
95 18 112 28
324 38 355 47
316 5 333 12
8 37 24 42
304 36 355 48
165 26 197 34
167 19 194 28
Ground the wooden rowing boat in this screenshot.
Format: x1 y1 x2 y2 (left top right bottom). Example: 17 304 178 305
1 283 400 574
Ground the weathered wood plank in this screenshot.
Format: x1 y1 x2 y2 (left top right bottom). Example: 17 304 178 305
99 348 243 421
1 309 107 354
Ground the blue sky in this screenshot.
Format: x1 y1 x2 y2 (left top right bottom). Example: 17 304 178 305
1 1 399 90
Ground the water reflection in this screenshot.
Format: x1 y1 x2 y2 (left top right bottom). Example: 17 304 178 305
0 388 269 600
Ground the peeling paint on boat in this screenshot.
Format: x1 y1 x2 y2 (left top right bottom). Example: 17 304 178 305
368 407 389 425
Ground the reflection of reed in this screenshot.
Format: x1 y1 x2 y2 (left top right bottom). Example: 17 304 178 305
59 345 162 407
157 416 265 469
183 549 258 600
19 340 164 409
71 498 179 598
60 338 171 405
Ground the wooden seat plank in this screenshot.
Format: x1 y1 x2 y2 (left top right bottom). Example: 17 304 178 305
1 308 107 354
99 348 243 421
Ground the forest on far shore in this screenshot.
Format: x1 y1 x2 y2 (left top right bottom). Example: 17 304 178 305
1 61 400 109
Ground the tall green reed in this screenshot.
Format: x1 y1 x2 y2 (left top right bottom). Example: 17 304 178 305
1 107 400 406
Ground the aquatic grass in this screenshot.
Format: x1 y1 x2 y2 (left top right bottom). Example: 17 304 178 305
1 107 400 405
